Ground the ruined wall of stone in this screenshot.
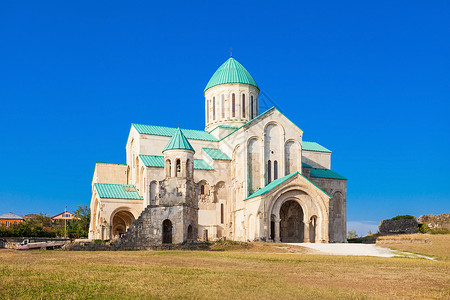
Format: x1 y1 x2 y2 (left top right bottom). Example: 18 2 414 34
308 176 347 243
379 218 418 234
418 213 450 230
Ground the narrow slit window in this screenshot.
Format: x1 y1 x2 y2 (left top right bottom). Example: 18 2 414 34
221 95 225 118
268 160 272 183
242 94 246 118
274 160 278 180
213 97 216 120
251 95 254 118
232 94 236 117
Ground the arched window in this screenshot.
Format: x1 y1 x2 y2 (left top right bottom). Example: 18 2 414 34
274 160 278 180
176 159 181 177
186 159 191 177
150 181 157 205
232 94 235 117
242 94 246 118
221 95 225 118
166 159 171 177
268 160 272 184
220 203 224 224
213 97 216 120
135 156 140 184
206 100 209 122
200 185 205 195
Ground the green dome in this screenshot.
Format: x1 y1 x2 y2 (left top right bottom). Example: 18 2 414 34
162 128 195 153
204 58 258 92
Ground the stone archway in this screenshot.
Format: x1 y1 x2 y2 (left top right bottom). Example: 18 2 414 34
280 200 304 242
112 210 135 238
162 219 172 244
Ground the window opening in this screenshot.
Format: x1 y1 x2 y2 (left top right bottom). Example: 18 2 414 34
232 94 236 117
242 94 245 118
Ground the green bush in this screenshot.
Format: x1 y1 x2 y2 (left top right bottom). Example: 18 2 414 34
419 224 430 233
391 215 415 220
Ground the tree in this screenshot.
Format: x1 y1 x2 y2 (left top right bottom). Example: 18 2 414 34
74 206 90 233
347 229 358 239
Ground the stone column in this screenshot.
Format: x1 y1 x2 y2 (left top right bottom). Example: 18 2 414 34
303 221 310 243
274 217 281 243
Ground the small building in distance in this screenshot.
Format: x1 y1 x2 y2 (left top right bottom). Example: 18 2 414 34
23 214 38 221
51 211 79 222
0 212 24 228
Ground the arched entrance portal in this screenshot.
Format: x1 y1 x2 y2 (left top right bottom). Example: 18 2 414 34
112 210 135 238
162 219 172 244
280 200 304 242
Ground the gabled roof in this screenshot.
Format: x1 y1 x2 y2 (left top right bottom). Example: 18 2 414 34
301 163 346 180
163 128 195 153
310 168 347 180
50 211 77 219
132 123 218 142
94 183 143 200
208 124 239 134
302 141 332 153
204 57 258 92
139 155 213 170
245 172 298 200
203 148 231 160
0 212 23 220
245 171 330 201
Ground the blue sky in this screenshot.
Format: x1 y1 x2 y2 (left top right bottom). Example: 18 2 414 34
1 1 449 235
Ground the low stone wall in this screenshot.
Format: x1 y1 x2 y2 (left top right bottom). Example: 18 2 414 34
379 218 418 234
376 238 431 245
418 213 450 230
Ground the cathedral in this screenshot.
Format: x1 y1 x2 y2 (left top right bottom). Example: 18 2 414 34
88 57 347 245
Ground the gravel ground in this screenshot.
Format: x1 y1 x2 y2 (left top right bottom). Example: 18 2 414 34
288 243 397 257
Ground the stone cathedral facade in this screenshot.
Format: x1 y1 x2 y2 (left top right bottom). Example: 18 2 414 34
88 57 348 245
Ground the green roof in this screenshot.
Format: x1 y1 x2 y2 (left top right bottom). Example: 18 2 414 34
245 172 298 200
94 183 143 200
302 162 313 168
139 155 213 170
132 123 218 142
139 155 164 167
310 168 347 180
163 128 195 153
203 148 231 160
208 125 239 133
204 57 258 92
245 172 330 200
194 159 214 170
302 141 331 153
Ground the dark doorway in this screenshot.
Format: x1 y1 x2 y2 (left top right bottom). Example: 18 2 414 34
270 214 275 241
187 225 193 241
280 200 304 242
162 219 172 244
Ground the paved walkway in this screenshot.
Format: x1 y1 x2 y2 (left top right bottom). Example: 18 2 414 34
288 243 397 257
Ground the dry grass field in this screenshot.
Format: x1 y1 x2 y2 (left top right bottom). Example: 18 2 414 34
377 233 450 260
1 243 449 299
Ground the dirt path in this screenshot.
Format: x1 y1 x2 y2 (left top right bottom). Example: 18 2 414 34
288 243 397 257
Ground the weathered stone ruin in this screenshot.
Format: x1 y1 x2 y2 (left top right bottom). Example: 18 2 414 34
418 213 450 231
379 217 418 234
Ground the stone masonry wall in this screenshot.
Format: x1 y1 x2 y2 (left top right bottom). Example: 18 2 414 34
379 218 418 234
418 213 450 230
